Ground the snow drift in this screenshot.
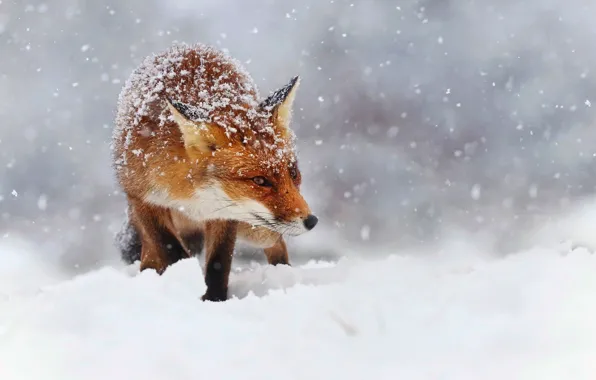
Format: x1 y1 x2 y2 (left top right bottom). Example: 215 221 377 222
2 200 596 380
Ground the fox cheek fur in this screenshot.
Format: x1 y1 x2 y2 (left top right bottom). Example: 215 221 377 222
112 43 318 301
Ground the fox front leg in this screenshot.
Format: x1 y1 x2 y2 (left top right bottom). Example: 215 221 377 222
236 222 289 265
201 220 238 302
128 197 189 274
264 237 290 266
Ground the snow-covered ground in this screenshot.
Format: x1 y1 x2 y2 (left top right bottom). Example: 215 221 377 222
2 203 596 379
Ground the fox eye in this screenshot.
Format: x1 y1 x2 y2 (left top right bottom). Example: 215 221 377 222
253 176 272 187
289 167 298 179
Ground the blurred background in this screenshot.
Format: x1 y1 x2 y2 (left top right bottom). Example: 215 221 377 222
2 0 596 274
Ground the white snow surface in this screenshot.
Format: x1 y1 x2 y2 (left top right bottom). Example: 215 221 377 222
3 202 596 379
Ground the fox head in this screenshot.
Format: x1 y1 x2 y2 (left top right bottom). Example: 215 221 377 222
166 76 318 236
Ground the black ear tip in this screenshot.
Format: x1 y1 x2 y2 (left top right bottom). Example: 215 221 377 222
166 98 208 122
167 98 185 113
258 75 301 110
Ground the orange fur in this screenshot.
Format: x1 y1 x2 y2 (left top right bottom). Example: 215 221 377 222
112 43 317 301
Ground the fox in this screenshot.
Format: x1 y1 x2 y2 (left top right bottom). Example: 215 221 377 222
112 43 318 302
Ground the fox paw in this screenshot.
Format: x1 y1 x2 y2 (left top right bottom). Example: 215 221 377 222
201 289 228 302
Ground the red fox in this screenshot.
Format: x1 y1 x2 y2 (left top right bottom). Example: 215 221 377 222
112 43 318 301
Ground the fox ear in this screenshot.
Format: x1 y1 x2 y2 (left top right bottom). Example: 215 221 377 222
259 76 300 138
166 98 218 153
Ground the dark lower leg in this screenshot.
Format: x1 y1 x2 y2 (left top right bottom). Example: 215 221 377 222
202 220 238 302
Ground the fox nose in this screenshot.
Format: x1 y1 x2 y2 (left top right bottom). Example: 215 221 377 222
303 214 318 230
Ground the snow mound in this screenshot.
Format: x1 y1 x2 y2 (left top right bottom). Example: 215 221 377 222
1 237 596 380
